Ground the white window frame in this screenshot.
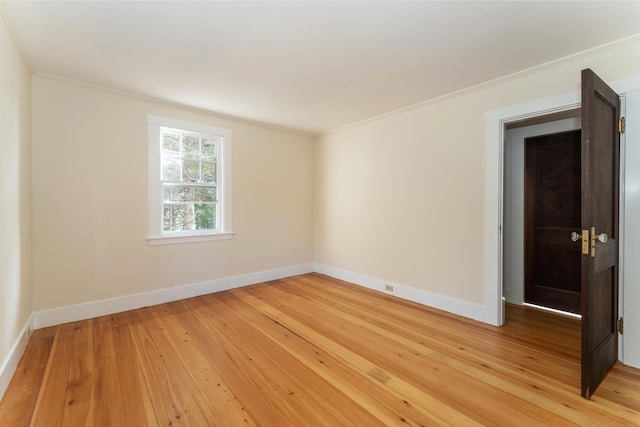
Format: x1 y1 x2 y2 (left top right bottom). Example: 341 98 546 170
147 114 233 245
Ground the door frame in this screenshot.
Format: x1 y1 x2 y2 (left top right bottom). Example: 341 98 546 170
503 118 582 309
484 75 640 364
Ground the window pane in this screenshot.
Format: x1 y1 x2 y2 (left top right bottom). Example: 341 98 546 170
163 185 217 232
163 203 190 231
165 186 192 202
163 186 173 201
183 135 200 160
194 203 216 230
163 203 197 231
201 139 217 161
162 157 181 181
195 187 216 202
202 161 216 183
162 132 180 153
164 203 215 232
182 160 200 182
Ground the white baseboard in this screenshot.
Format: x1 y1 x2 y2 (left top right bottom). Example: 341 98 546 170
30 260 487 332
33 263 314 329
314 263 487 324
0 314 33 402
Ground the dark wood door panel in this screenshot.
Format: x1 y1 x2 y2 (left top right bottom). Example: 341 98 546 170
525 129 582 314
533 243 581 292
580 68 620 398
534 226 582 246
533 133 581 227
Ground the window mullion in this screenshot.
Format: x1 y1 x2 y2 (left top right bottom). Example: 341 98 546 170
179 133 184 181
162 181 217 188
198 136 203 184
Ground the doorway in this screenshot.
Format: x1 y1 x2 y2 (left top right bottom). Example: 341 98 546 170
486 77 640 375
495 69 624 398
525 129 582 313
503 111 581 315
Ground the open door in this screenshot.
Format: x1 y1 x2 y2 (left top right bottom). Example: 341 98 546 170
580 68 621 398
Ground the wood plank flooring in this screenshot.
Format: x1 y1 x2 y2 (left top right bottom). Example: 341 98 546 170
1 273 639 426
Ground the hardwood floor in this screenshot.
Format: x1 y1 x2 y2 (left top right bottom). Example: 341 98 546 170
1 273 639 426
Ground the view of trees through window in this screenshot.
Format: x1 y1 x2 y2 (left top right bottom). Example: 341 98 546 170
161 130 219 232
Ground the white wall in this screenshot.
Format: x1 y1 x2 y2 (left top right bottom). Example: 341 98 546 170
314 102 486 309
503 117 580 306
315 38 640 325
0 13 32 398
31 75 314 313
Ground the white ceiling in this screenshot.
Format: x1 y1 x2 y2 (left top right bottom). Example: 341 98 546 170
2 1 640 134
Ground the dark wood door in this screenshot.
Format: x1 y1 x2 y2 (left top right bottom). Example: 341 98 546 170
580 68 620 399
524 130 582 314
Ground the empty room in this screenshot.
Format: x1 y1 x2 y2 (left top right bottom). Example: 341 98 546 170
1 1 640 425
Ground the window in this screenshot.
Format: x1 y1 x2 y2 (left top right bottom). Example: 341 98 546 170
147 114 232 245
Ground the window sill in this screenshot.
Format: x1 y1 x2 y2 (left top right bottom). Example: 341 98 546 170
147 232 234 246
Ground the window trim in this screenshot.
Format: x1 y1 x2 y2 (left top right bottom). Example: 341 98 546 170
147 114 233 245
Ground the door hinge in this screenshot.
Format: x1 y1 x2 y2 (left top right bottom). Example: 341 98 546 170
619 117 625 133
617 318 624 334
